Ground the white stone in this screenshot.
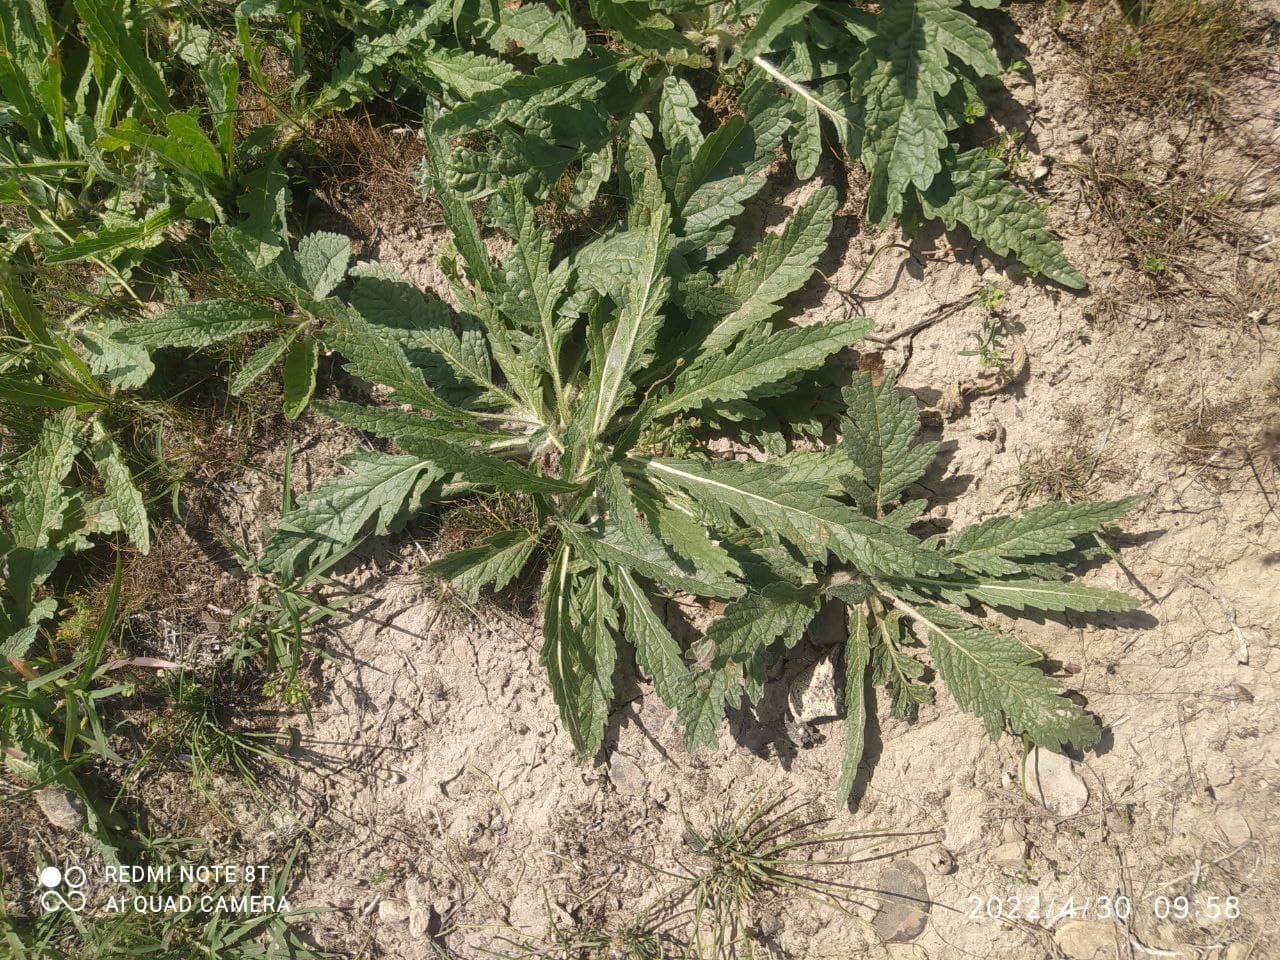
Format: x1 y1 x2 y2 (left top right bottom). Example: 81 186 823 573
1054 920 1119 959
377 899 408 924
1205 755 1235 788
1027 748 1088 817
607 753 646 796
990 840 1027 872
788 656 840 722
1215 808 1252 848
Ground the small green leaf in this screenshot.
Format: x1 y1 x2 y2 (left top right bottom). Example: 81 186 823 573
88 426 149 554
566 142 613 214
853 17 951 225
644 457 952 577
428 530 538 601
423 104 497 293
658 316 870 418
417 44 518 99
434 50 634 138
836 606 871 805
6 410 81 550
920 147 1086 289
589 0 709 67
43 207 178 265
736 0 818 62
492 2 586 62
675 98 791 258
347 269 496 397
937 578 1137 613
913 602 1099 749
841 370 937 516
73 0 172 116
685 185 839 351
119 300 277 348
81 321 154 390
540 546 616 758
946 497 1141 576
613 566 697 718
396 435 580 495
583 143 673 439
262 452 439 576
709 582 819 672
564 469 743 600
230 334 294 396
658 76 703 154
317 401 507 448
281 337 319 420
293 232 351 299
867 608 932 718
321 303 476 420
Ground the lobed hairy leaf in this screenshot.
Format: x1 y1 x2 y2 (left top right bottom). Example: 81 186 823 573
946 497 1141 576
920 147 1087 289
428 530 539 602
911 603 1101 750
841 370 937 516
261 453 440 577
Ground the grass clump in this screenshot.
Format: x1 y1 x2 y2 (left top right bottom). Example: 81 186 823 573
1074 0 1266 112
675 796 856 942
497 914 670 960
1077 137 1238 280
1017 408 1113 506
502 793 914 960
140 667 286 801
0 840 315 960
1069 133 1267 317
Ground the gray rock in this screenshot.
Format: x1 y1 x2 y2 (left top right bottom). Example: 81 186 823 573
1054 920 1119 959
1027 748 1088 817
990 840 1027 872
34 788 86 832
607 753 646 796
871 862 930 943
942 785 985 850
1104 807 1133 836
405 877 432 938
1205 755 1235 788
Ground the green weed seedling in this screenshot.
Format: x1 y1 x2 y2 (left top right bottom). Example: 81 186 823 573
259 114 1137 801
2 560 134 859
0 838 318 959
225 451 356 703
143 666 285 802
961 282 1011 370
116 229 358 421
260 0 1085 286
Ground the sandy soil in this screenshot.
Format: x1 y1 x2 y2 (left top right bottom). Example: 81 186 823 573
6 3 1276 959
260 5 1280 958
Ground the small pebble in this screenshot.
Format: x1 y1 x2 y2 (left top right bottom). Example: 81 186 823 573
1054 920 1119 959
927 847 956 875
1026 747 1089 817
990 840 1027 871
34 789 86 832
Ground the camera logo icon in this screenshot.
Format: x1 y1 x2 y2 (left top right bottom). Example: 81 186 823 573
38 864 86 913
